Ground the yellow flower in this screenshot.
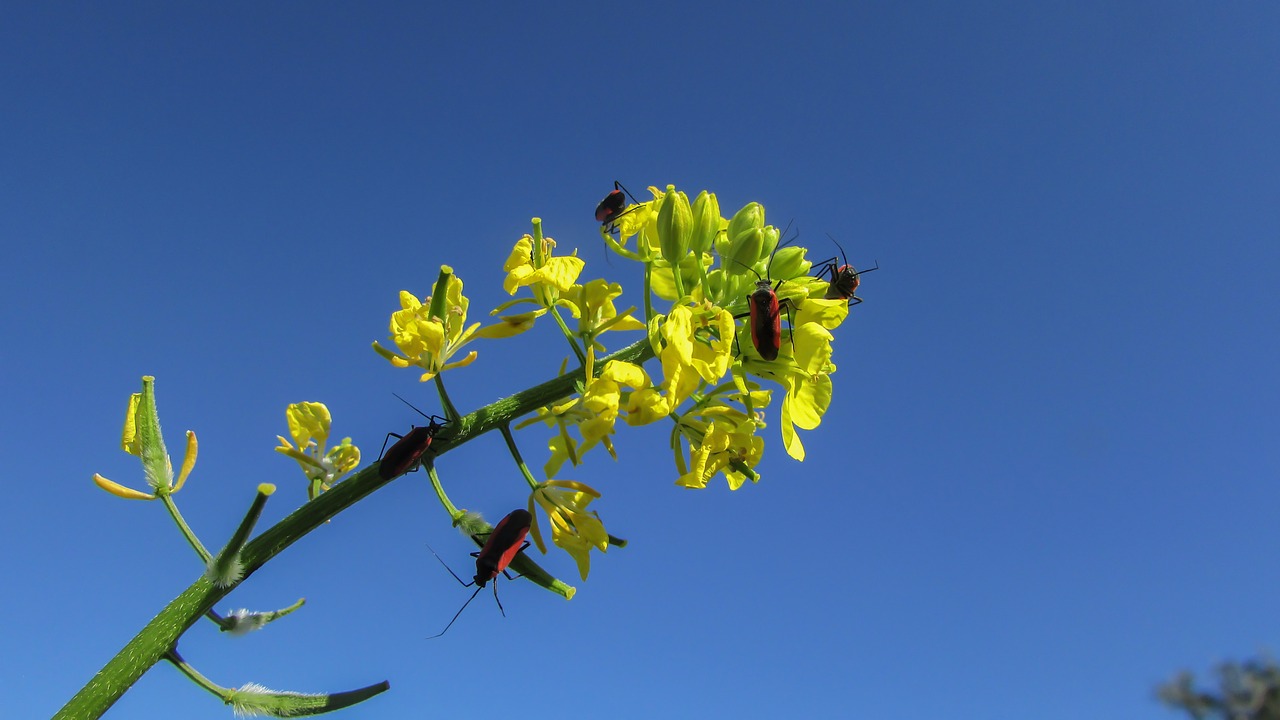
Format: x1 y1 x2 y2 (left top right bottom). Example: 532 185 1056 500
581 357 653 437
623 386 670 426
560 279 645 349
652 304 736 408
373 266 525 382
672 386 770 490
517 355 657 476
778 321 836 461
93 377 197 501
675 417 765 490
503 234 585 298
274 402 361 500
527 480 610 580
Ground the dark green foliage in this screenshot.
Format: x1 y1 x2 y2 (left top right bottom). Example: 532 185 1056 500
1160 658 1280 720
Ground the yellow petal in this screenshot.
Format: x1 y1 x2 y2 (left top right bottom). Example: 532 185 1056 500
795 297 850 330
624 388 669 426
661 305 694 366
440 351 479 371
543 479 602 496
599 360 649 389
607 315 647 332
504 236 534 272
285 402 331 450
93 473 156 500
536 256 586 291
172 430 197 493
121 393 141 456
398 290 423 312
788 373 832 431
473 310 546 338
506 264 539 294
793 323 835 376
780 391 806 461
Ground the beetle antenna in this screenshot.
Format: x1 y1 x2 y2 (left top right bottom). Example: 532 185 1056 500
613 180 640 205
824 233 849 268
392 393 430 420
427 586 482 639
426 543 474 588
392 393 449 428
724 255 764 282
765 220 797 281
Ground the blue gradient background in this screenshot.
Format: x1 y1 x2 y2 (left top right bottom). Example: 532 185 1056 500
3 3 1278 719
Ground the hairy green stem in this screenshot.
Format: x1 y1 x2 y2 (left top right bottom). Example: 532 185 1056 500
56 334 656 720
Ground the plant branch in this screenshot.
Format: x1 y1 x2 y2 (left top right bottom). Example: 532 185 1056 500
56 333 656 720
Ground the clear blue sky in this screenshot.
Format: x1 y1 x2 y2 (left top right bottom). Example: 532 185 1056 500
4 3 1278 718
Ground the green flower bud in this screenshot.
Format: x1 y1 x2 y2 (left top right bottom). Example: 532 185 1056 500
769 245 811 281
714 229 733 260
689 191 721 256
726 202 765 246
725 227 765 276
656 185 692 265
759 224 781 263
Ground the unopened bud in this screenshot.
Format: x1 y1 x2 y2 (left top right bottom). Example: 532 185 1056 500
656 185 692 265
769 246 811 281
725 227 766 276
689 191 721 255
725 202 764 251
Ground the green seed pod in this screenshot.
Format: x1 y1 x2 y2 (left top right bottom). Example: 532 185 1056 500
656 185 692 266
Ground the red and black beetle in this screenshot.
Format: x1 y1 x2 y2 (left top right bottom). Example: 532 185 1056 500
732 224 798 361
812 234 878 305
377 394 449 480
428 508 533 638
594 180 640 234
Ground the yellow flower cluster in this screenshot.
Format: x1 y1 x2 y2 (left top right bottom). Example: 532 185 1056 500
357 192 866 580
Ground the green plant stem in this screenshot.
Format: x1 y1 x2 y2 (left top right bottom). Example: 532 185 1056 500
164 649 228 699
207 485 273 585
643 263 655 323
159 493 211 563
425 463 462 520
56 333 657 720
433 374 460 423
548 305 588 368
499 423 541 490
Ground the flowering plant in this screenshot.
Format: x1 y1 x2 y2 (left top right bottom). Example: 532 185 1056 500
66 184 874 719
